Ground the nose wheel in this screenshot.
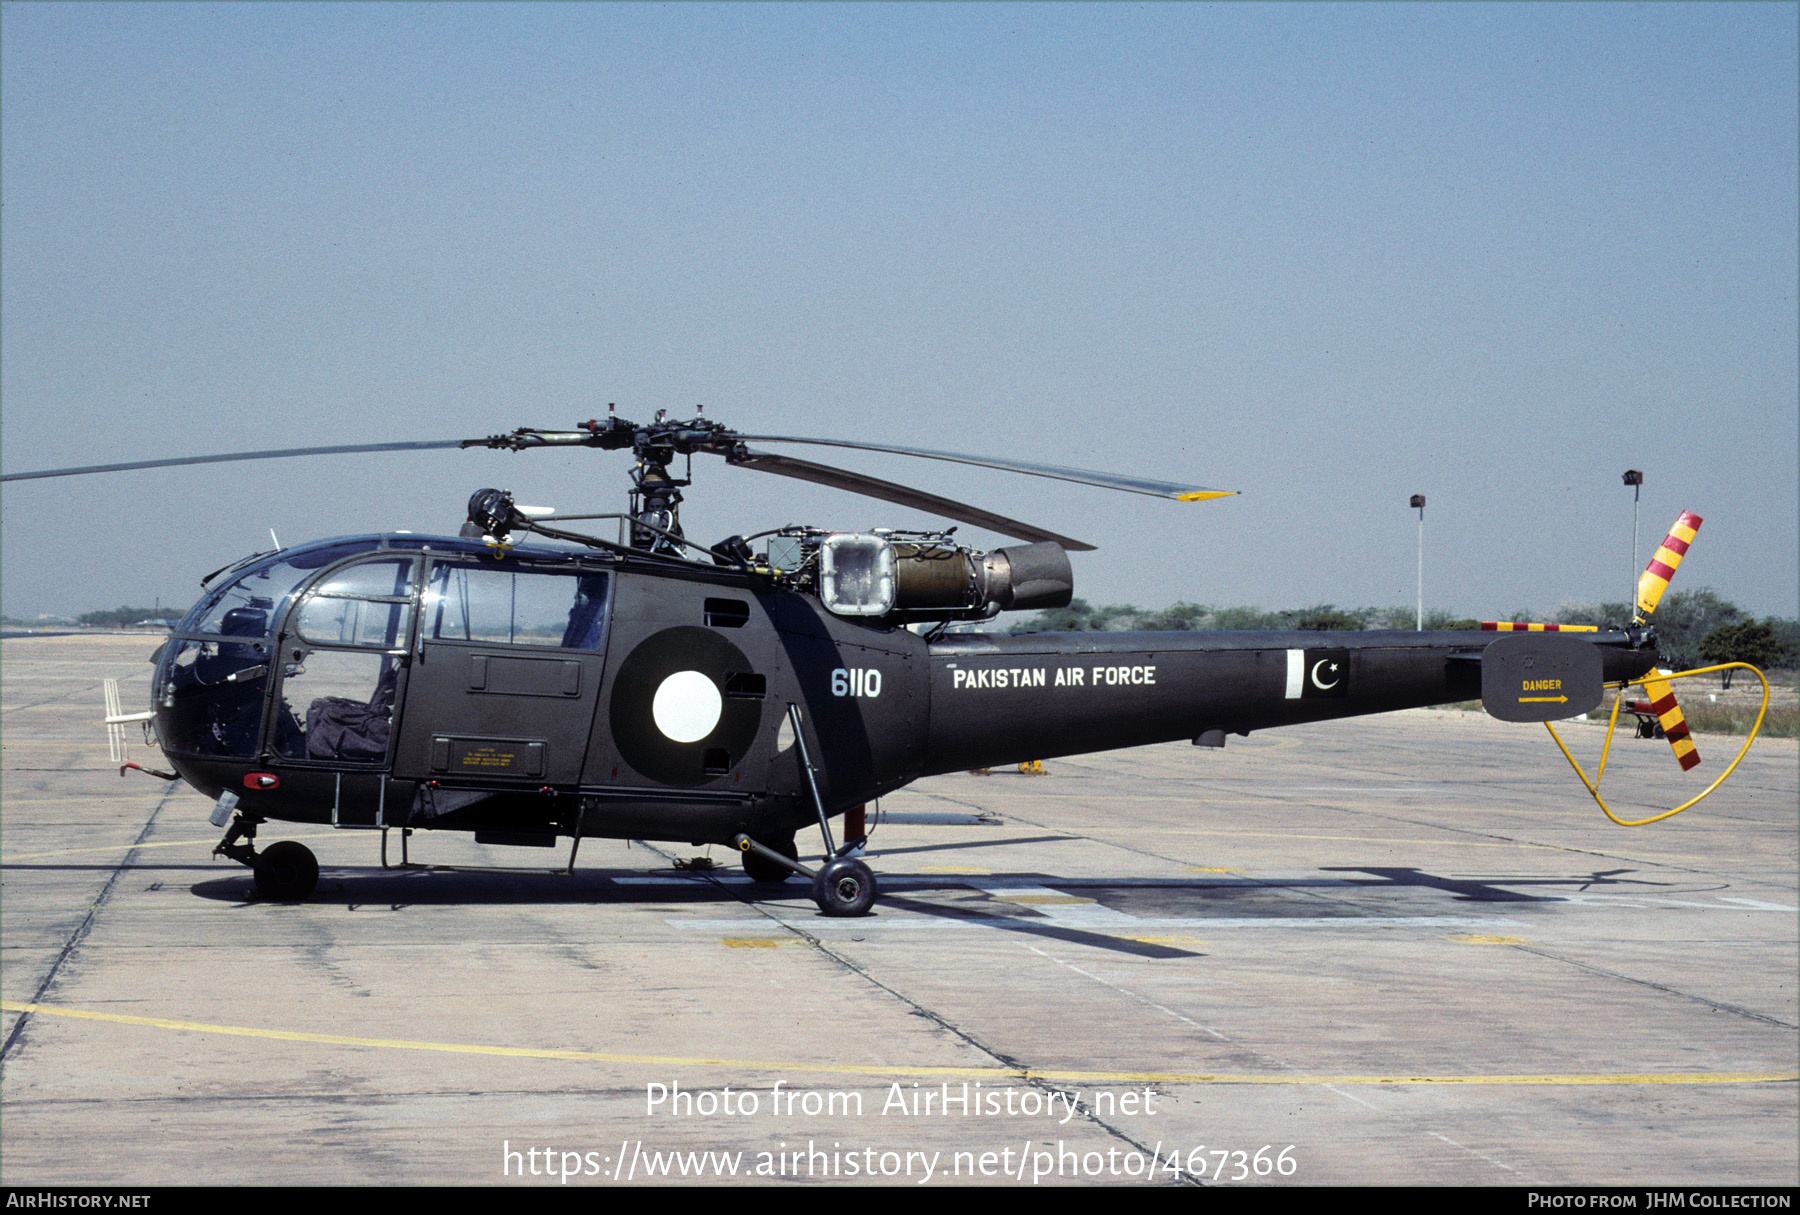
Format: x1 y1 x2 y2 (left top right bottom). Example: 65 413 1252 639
215 814 319 901
253 840 320 901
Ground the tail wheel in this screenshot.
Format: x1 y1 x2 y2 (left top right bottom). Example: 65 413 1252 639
254 840 319 901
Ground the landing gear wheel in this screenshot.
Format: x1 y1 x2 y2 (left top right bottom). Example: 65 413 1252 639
811 857 877 917
742 835 800 884
254 840 319 901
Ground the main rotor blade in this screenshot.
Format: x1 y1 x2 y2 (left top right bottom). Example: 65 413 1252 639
731 449 1097 551
0 439 469 483
732 434 1233 502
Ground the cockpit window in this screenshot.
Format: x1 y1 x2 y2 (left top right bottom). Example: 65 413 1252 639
157 638 270 757
296 597 414 649
422 565 609 649
310 559 413 600
178 541 381 637
294 558 416 649
272 650 397 763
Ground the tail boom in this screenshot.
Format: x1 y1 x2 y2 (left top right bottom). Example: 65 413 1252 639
920 628 1656 775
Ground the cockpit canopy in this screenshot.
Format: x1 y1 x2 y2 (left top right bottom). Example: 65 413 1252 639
176 538 387 639
154 535 611 762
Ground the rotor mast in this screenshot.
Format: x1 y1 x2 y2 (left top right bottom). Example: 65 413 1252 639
626 411 690 554
462 408 748 554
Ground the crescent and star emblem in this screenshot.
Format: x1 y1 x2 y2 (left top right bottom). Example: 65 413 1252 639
1310 659 1341 690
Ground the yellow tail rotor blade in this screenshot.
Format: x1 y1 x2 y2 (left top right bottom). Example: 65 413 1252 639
1639 670 1700 772
1636 511 1702 617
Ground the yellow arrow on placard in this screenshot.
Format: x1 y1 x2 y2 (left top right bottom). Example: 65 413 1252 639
1519 696 1569 704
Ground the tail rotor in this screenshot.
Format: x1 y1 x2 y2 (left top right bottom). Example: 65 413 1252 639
1533 507 1770 828
1635 511 1703 621
1629 511 1704 771
1634 670 1700 772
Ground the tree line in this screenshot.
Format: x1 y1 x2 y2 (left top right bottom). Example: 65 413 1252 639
67 606 178 628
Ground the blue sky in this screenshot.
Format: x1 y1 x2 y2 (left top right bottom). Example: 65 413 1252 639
4 2 1795 620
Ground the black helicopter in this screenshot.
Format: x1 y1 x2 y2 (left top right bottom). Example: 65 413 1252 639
4 413 1725 916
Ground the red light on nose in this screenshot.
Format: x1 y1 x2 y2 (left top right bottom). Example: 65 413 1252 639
244 772 280 790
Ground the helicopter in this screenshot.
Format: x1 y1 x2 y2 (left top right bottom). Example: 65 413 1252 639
3 412 1759 916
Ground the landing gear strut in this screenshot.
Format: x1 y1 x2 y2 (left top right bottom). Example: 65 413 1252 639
732 833 879 916
784 702 882 917
740 834 800 883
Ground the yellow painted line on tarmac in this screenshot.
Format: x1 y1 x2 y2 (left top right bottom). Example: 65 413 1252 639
0 796 185 807
2 833 339 863
3 1001 1792 1087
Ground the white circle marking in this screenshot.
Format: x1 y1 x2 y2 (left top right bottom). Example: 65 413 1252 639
653 670 723 743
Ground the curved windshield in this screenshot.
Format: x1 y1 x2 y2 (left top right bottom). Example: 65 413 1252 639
156 638 271 757
176 541 382 637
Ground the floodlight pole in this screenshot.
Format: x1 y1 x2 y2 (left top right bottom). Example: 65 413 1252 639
1410 494 1426 630
1622 470 1643 611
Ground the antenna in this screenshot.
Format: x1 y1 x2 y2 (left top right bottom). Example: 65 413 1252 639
1409 494 1426 630
1622 469 1643 612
